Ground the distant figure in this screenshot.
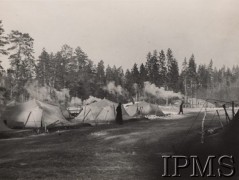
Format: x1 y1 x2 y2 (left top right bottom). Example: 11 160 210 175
136 105 141 116
116 103 123 124
178 99 184 114
3 120 7 126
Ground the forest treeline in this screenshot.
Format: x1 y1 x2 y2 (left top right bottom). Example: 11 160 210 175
0 20 239 104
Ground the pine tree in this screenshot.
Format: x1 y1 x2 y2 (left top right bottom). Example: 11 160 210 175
207 59 213 88
5 69 15 99
187 54 197 97
112 65 120 85
181 58 188 77
48 52 56 87
146 52 152 62
74 46 89 86
188 54 197 80
125 69 134 95
8 30 35 99
74 46 88 69
231 65 239 83
53 52 65 90
95 60 106 98
131 63 140 84
145 51 152 80
36 48 51 86
96 60 106 84
72 46 95 99
158 50 167 86
106 65 113 82
139 63 148 87
85 61 97 98
60 44 74 88
0 61 5 76
197 64 207 88
170 58 180 91
116 66 124 86
225 67 232 86
0 20 8 55
179 58 188 94
166 48 175 90
146 50 159 85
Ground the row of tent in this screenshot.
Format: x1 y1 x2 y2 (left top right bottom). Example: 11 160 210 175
73 99 164 125
74 99 131 124
0 98 165 131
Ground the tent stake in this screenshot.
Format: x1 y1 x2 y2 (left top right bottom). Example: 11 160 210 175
201 107 207 144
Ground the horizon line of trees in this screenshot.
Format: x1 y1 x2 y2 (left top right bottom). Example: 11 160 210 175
1 20 239 104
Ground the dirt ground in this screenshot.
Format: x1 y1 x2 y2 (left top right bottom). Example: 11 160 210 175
0 110 238 180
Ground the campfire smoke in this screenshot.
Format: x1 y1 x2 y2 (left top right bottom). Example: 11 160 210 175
70 97 82 106
103 81 127 96
143 81 182 100
25 81 70 103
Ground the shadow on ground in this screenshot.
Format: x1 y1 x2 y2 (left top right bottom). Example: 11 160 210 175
0 112 238 179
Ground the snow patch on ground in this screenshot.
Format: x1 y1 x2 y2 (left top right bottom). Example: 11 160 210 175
145 115 162 119
91 131 108 137
158 114 190 120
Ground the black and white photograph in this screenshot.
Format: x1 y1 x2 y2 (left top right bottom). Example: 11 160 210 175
0 0 239 179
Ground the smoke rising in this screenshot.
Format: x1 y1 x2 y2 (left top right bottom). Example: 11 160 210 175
103 81 127 96
25 81 70 103
69 97 82 106
55 88 70 102
25 81 51 101
143 81 182 100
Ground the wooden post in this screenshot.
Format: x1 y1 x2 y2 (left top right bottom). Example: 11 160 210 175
232 101 235 119
24 112 32 128
166 86 169 106
216 110 224 128
44 123 47 133
201 108 207 144
222 104 230 123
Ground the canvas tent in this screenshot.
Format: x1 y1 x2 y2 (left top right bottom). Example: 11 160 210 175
2 99 71 128
0 120 9 131
186 98 216 108
75 99 131 124
0 105 10 132
124 101 164 117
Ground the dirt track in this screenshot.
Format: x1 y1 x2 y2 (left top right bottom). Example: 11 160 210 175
0 111 237 179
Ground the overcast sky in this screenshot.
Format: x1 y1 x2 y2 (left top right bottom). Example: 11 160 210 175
0 0 239 71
